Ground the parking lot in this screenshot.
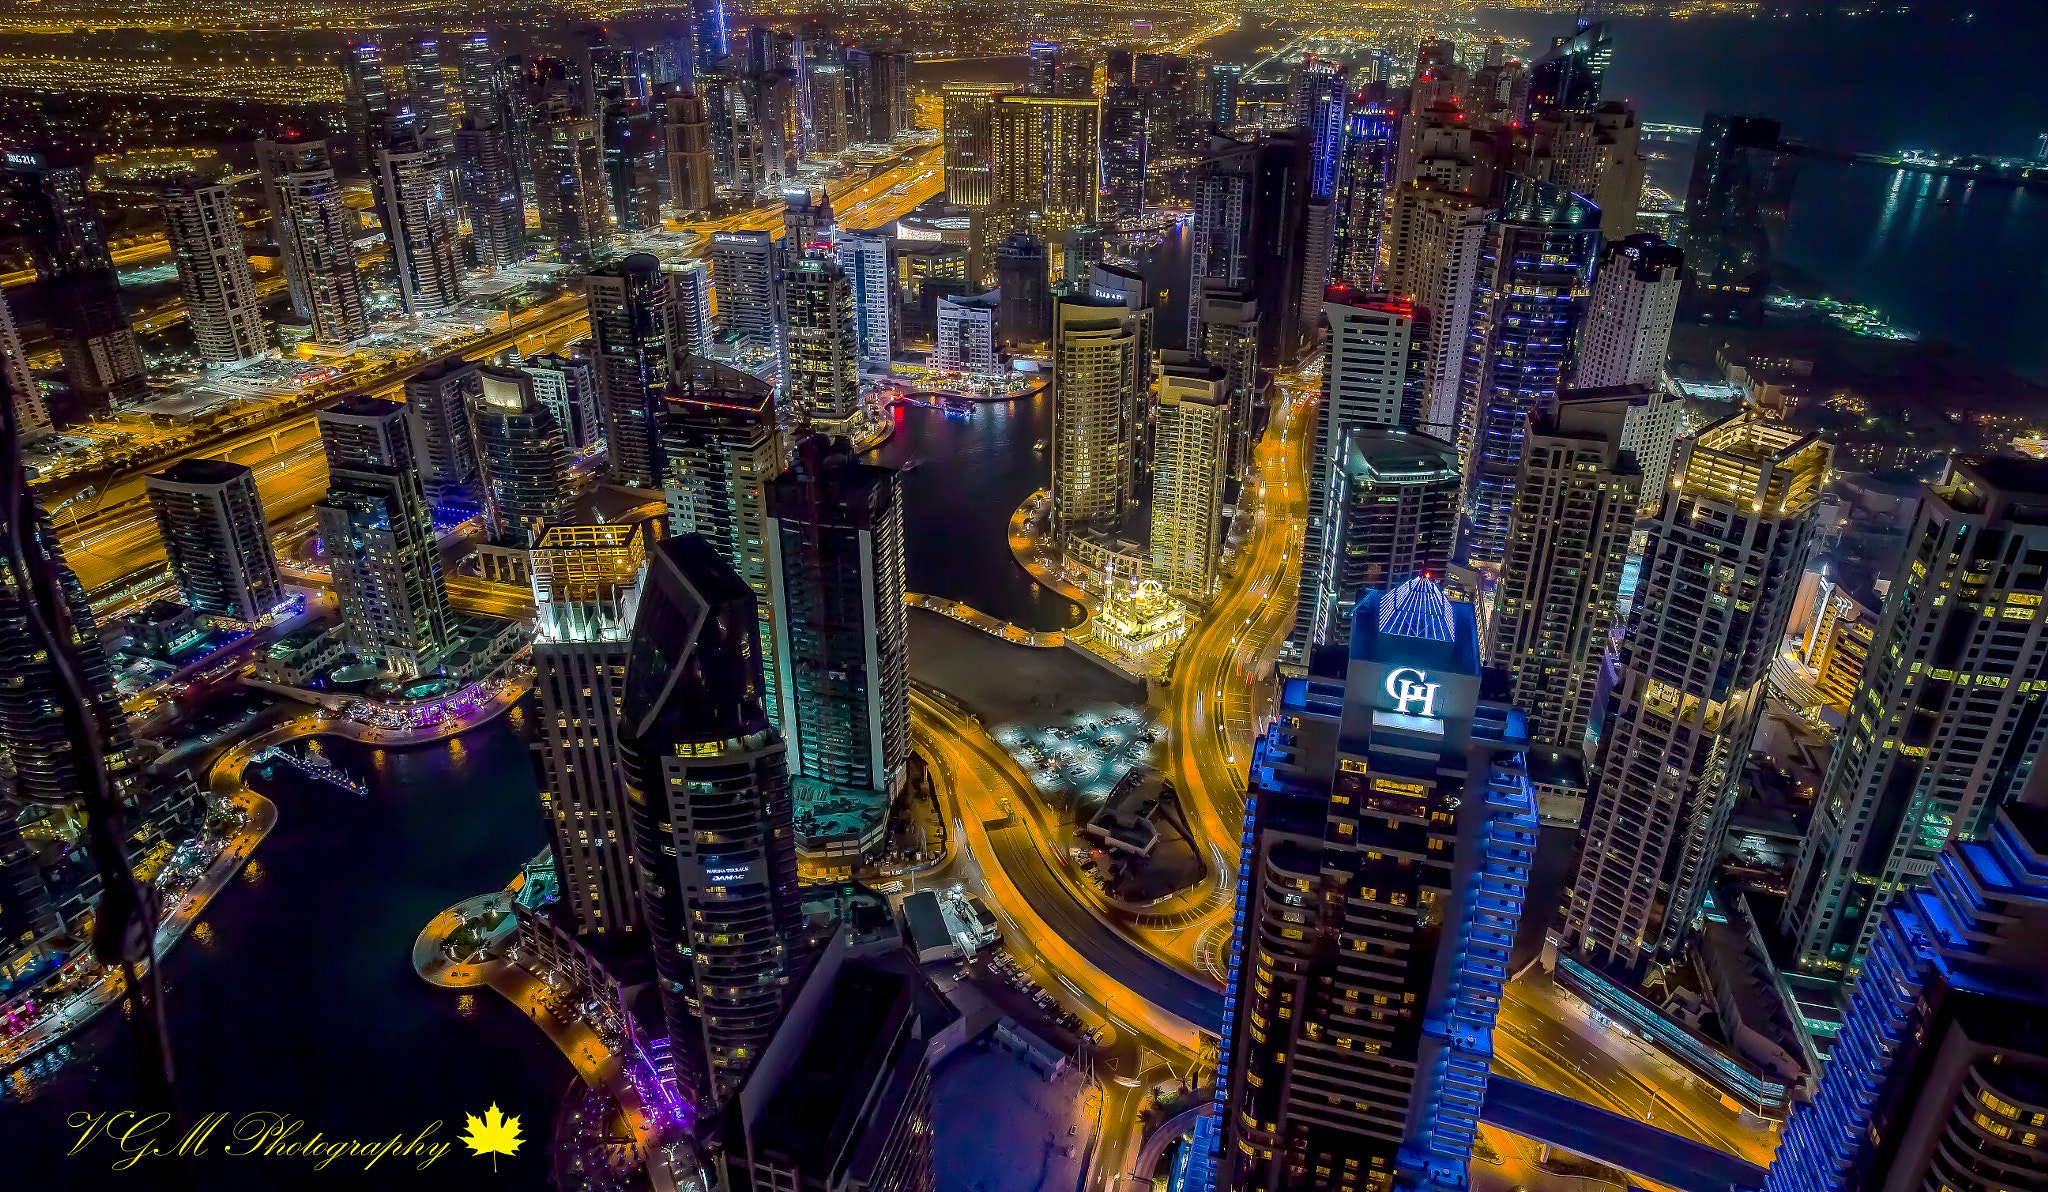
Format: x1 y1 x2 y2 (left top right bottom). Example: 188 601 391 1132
992 705 1160 810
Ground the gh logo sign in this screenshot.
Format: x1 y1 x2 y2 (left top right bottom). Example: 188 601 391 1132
1384 667 1442 718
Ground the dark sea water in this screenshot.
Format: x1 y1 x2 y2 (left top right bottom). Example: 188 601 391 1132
0 711 563 1192
1475 6 2048 382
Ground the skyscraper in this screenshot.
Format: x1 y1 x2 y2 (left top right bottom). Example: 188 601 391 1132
1527 21 1613 117
1099 98 1148 223
4 152 147 410
784 254 861 426
1526 103 1646 241
1762 798 2048 1192
1486 390 1641 750
402 356 481 510
834 230 895 367
1332 105 1396 287
530 522 646 938
1216 575 1538 1192
586 254 684 488
620 534 802 1100
940 82 1017 207
603 97 662 233
535 108 612 265
521 352 603 454
710 229 784 360
1196 291 1259 477
1294 57 1346 202
1573 234 1682 389
315 455 454 678
663 90 718 213
1026 41 1060 96
989 94 1101 234
342 41 391 166
0 290 50 439
1782 457 2048 983
1562 413 1829 970
160 178 266 364
1149 353 1231 601
454 116 526 269
408 37 454 145
1295 427 1462 659
1681 114 1797 321
1050 295 1140 530
1292 288 1430 662
1459 177 1602 570
691 0 730 75
765 438 908 871
470 368 571 549
144 458 284 624
256 134 370 344
664 381 786 728
374 126 464 315
995 234 1051 349
318 394 417 474
457 33 506 129
1186 133 1312 367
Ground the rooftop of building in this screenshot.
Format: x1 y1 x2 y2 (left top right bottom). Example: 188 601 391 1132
150 456 251 485
1343 427 1461 483
749 961 917 1172
1960 453 2048 497
323 394 405 419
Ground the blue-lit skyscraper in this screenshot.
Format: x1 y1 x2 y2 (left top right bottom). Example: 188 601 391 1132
1764 798 2048 1192
692 0 729 75
1215 575 1538 1191
1295 56 1346 202
1332 103 1396 287
1458 177 1602 570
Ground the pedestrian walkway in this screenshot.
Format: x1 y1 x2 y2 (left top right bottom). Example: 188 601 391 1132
0 784 276 1069
906 592 1065 647
412 886 682 1192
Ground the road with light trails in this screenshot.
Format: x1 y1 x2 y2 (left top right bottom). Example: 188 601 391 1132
58 297 592 595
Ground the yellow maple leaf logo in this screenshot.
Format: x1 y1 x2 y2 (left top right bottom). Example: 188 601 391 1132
459 1103 525 1172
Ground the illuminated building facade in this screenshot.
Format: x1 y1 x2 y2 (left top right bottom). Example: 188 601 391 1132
1562 414 1829 970
1459 178 1602 570
470 368 571 549
1217 576 1538 1192
161 178 266 364
1149 354 1231 601
530 522 647 937
535 110 612 265
1197 292 1260 477
1050 295 1140 530
404 356 481 509
710 230 784 360
784 254 861 426
989 94 1100 235
375 127 464 315
1298 428 1461 660
941 82 1017 207
836 232 895 367
586 253 684 488
0 291 48 438
1574 235 1682 390
257 134 370 344
454 116 526 269
663 91 718 214
1486 390 1642 751
1783 457 2048 982
315 459 453 679
620 534 802 1099
144 458 284 624
1764 800 2048 1192
1092 580 1188 661
521 352 602 454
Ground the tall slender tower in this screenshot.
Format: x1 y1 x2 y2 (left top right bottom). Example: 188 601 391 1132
664 383 787 730
602 97 662 234
784 254 861 426
940 82 1018 207
470 368 571 549
1574 234 1682 389
1486 389 1642 750
535 106 613 265
402 356 481 510
1217 576 1538 1192
375 126 464 315
709 229 783 360
315 455 454 678
663 91 718 213
835 231 895 367
6 153 146 411
765 437 909 867
621 534 803 1100
144 459 284 624
1149 353 1231 601
1459 177 1602 570
454 116 526 269
1562 413 1830 971
530 522 648 937
585 254 683 488
256 134 370 343
161 177 266 364
0 290 49 438
1782 457 2048 983
1763 798 2048 1192
1050 295 1140 531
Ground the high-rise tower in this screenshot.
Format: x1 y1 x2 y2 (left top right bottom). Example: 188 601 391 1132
535 107 613 265
1486 389 1641 750
454 116 526 269
161 178 266 364
1562 413 1829 970
144 459 284 624
1574 234 1681 389
1459 177 1602 570
470 368 571 549
1216 575 1538 1192
1149 353 1231 601
374 126 464 315
784 254 861 426
586 254 684 488
621 534 803 1100
1680 114 1797 322
530 522 648 937
1049 295 1140 531
1782 457 2048 983
663 91 718 213
256 134 370 344
403 356 481 510
941 82 1019 208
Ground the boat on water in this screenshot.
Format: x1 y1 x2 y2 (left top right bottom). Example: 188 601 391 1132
1034 439 1047 451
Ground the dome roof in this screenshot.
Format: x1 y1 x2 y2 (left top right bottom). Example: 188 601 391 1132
1378 575 1456 643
